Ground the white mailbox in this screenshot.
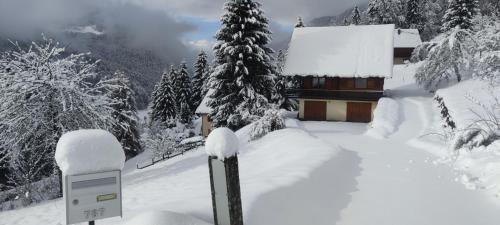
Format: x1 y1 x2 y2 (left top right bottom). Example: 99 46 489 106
64 170 122 224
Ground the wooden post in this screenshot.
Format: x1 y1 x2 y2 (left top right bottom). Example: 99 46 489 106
208 155 243 225
58 168 63 198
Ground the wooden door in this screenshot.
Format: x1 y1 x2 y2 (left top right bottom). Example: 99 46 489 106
304 101 327 121
347 102 372 122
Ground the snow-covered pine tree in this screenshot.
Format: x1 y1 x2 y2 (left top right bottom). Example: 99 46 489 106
415 28 475 91
150 68 176 124
295 16 305 28
210 0 276 130
0 37 114 202
366 0 406 27
101 70 142 159
176 62 193 124
420 0 445 41
351 5 362 25
192 51 209 109
472 16 500 85
406 0 424 30
343 17 350 26
273 49 297 110
442 0 479 31
276 50 287 74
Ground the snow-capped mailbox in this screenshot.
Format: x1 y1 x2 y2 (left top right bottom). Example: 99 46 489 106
205 128 243 225
55 130 126 225
64 171 122 224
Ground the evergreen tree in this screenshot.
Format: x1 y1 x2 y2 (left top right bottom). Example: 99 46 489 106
150 68 176 124
343 17 350 26
366 0 406 27
351 5 362 25
295 16 305 28
176 62 193 124
210 0 276 130
103 71 142 159
442 0 478 31
273 50 296 110
421 0 445 41
406 0 424 30
192 51 209 109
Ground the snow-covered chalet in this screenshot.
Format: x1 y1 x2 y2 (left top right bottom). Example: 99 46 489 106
393 28 422 64
195 90 213 137
284 24 395 122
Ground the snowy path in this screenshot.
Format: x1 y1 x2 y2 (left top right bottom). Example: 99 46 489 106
246 67 500 225
303 99 500 225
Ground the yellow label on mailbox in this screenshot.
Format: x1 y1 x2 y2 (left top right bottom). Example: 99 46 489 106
96 193 117 202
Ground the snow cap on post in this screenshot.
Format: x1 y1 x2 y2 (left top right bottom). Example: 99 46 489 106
205 128 239 160
55 129 125 176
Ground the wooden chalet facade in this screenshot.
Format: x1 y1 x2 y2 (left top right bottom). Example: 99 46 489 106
196 90 214 137
283 25 395 123
288 77 384 122
393 29 422 64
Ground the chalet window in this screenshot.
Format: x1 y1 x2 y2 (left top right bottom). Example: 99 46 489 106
312 77 326 89
355 78 367 89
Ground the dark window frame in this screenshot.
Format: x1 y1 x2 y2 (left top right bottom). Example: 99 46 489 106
355 78 368 89
312 77 326 89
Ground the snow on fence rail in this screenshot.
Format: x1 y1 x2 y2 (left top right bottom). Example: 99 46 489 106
136 139 205 169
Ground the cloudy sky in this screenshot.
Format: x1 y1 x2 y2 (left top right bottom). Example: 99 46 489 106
0 0 366 60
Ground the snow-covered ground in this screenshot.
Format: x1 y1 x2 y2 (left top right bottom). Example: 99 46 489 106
2 63 500 224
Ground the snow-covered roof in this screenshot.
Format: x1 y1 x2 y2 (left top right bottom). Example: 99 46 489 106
195 89 214 114
283 24 395 78
394 29 422 48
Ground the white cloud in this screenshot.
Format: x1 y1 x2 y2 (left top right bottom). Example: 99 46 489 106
186 39 215 51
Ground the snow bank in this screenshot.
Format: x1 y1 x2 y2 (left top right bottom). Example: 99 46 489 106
55 130 125 175
123 211 211 225
205 128 239 160
366 98 400 139
433 80 500 197
1 122 341 225
435 79 500 130
452 141 500 195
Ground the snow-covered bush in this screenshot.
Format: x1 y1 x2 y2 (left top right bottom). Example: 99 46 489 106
366 98 400 139
410 41 437 62
0 36 114 204
415 28 475 91
141 124 177 158
434 96 457 131
249 109 286 141
0 176 59 211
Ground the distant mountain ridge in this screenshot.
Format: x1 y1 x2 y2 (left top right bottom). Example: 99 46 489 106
0 29 171 109
309 3 369 27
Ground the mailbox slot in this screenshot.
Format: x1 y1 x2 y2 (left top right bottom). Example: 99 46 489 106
64 171 122 225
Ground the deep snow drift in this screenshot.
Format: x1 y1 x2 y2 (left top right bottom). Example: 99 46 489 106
0 122 338 225
366 97 400 139
123 211 211 225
